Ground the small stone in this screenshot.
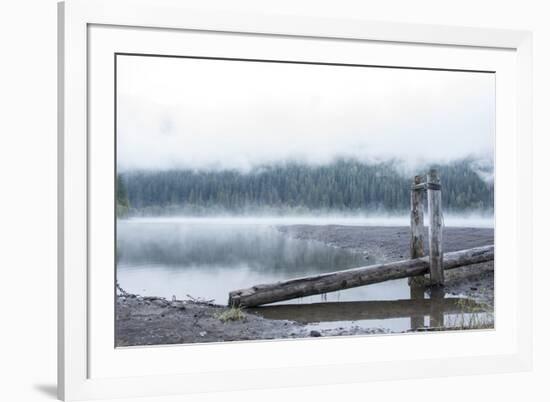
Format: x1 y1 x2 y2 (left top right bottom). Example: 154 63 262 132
199 331 207 337
310 330 322 337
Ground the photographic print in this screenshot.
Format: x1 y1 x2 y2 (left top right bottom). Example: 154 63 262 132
115 55 495 347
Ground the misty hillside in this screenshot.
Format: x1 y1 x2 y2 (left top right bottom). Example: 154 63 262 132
117 159 493 216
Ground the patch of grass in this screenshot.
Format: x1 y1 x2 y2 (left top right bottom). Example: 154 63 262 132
447 313 494 330
216 307 246 323
446 298 494 330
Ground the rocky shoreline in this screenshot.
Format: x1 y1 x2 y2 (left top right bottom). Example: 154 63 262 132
115 293 389 346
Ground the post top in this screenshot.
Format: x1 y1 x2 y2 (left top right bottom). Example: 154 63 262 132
427 168 441 183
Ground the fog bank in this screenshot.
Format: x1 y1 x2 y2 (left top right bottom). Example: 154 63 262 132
117 56 495 172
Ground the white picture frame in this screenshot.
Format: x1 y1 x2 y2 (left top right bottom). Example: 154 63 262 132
58 0 533 400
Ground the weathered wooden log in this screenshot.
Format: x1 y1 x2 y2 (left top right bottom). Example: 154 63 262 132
427 169 444 285
228 245 494 307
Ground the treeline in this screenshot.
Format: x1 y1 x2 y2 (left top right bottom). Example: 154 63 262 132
118 159 493 215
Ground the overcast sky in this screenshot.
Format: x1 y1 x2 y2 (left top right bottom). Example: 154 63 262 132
117 55 495 172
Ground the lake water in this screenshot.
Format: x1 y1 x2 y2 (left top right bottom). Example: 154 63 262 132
117 217 493 332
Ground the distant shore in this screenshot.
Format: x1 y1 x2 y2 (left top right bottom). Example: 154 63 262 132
118 214 494 229
116 225 494 347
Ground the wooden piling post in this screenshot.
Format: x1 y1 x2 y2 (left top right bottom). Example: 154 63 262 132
427 168 444 286
410 175 425 259
409 175 426 286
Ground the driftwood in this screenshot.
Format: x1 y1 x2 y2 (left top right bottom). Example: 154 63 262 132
228 245 494 307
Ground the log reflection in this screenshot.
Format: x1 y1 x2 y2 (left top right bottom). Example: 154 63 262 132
409 282 426 330
428 286 446 328
249 296 479 324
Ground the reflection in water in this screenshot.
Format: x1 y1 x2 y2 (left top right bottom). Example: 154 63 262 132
117 220 367 274
250 297 477 322
117 220 375 305
117 219 492 332
251 294 492 332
